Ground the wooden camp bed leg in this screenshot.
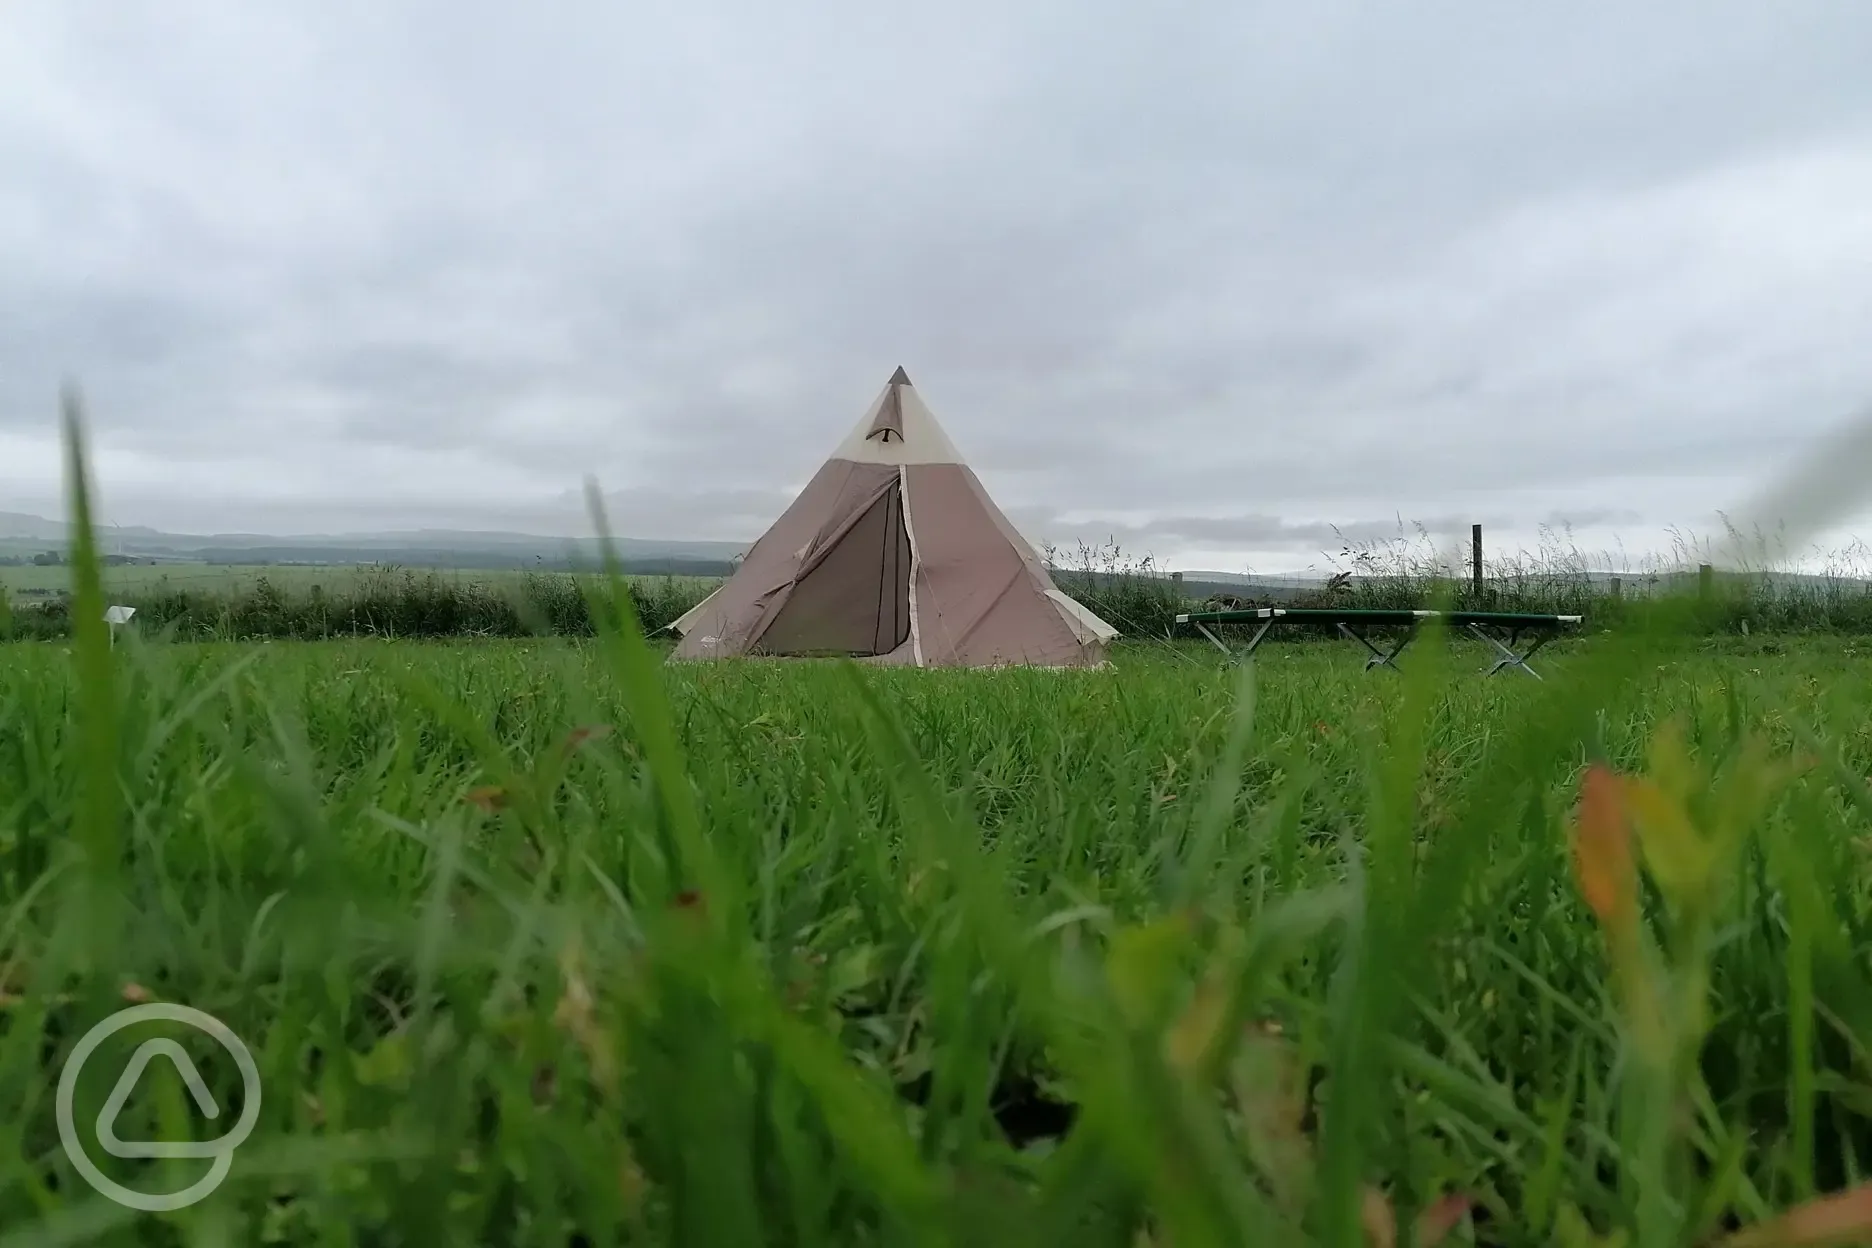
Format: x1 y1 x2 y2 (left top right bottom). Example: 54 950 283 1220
1467 623 1548 680
1242 616 1277 655
1337 622 1379 669
1338 622 1409 672
1517 631 1556 668
1194 616 1276 661
1192 619 1232 657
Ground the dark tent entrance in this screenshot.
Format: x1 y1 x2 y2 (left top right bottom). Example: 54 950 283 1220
753 476 913 658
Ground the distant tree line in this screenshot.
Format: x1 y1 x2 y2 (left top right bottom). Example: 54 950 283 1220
0 547 737 575
10 558 1872 645
0 551 156 567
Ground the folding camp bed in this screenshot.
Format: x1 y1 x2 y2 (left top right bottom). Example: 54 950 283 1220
1173 607 1583 680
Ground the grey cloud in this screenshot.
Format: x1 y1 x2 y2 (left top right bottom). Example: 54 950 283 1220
3 0 1872 567
1542 509 1647 531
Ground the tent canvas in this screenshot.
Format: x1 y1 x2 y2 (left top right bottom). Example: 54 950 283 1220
667 368 1117 668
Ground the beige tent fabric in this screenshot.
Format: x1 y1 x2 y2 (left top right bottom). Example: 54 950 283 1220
669 459 899 658
754 478 911 656
668 368 1116 668
1046 589 1121 646
899 463 1086 666
667 583 722 638
829 375 963 467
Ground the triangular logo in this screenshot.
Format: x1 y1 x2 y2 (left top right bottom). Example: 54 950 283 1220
96 1039 221 1159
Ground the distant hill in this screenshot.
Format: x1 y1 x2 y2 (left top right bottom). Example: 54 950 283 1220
0 512 746 576
0 511 70 541
9 512 1869 597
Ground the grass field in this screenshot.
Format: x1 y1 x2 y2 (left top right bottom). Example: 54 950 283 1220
6 582 1872 1245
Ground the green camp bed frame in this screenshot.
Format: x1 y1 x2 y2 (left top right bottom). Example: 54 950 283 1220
1173 607 1583 680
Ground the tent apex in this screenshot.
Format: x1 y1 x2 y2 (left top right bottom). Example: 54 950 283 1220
888 365 911 386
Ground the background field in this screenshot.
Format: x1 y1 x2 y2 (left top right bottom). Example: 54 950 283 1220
4 604 1871 1244
12 526 1872 645
0 560 725 599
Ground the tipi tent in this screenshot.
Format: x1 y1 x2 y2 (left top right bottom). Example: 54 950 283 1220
668 368 1117 668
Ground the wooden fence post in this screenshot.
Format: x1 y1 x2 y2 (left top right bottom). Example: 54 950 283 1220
1698 563 1714 601
1471 524 1483 598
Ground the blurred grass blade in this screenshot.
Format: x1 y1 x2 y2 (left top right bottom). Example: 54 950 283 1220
583 478 732 927
59 384 125 965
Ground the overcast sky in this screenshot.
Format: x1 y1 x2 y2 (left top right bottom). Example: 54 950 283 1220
4 2 1871 573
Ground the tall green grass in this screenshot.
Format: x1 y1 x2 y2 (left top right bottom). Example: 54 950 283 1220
7 615 1872 1241
5 407 1872 1244
1 568 707 643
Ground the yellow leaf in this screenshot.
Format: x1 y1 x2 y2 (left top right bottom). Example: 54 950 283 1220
1645 717 1699 806
1105 913 1195 1028
466 785 510 813
1361 1186 1398 1248
1163 925 1249 1077
1163 969 1227 1076
1622 774 1712 906
1415 1193 1474 1246
1229 1023 1313 1214
1571 763 1637 937
1718 1182 1872 1248
563 723 614 750
554 938 616 1092
1707 734 1803 858
352 1034 413 1090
